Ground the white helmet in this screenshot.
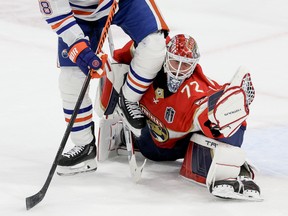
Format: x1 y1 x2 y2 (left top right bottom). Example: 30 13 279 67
164 34 200 93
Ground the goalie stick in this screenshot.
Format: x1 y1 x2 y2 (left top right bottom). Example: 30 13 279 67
123 124 147 183
106 28 146 182
25 0 119 210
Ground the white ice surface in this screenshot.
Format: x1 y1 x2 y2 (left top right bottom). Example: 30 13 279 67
0 0 288 215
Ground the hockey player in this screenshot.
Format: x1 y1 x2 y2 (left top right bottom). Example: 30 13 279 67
99 34 261 200
38 0 169 175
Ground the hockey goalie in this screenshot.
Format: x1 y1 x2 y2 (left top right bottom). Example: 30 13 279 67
95 34 262 201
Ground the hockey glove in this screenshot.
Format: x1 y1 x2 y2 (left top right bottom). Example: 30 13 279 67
90 52 108 78
68 39 104 77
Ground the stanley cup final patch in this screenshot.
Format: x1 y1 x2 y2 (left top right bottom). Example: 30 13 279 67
164 107 175 123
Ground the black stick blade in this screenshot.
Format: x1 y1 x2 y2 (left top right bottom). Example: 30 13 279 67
26 190 45 210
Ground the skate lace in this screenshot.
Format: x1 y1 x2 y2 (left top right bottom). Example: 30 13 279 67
63 146 85 158
124 99 144 119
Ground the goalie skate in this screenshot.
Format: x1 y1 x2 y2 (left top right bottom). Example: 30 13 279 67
210 176 263 201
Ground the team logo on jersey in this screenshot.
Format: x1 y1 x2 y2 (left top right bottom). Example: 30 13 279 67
164 107 175 123
147 119 169 143
61 49 69 58
141 105 169 143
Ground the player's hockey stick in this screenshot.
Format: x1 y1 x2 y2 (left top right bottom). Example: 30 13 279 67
25 0 119 210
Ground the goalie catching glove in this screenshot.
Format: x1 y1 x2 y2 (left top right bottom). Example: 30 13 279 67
207 66 255 137
68 38 108 78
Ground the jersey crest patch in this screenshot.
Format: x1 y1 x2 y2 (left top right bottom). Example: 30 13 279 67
147 119 169 143
165 107 175 123
141 105 169 143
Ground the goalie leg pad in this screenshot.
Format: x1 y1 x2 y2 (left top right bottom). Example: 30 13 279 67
97 115 123 162
180 141 212 185
205 143 263 200
189 133 261 200
206 144 246 188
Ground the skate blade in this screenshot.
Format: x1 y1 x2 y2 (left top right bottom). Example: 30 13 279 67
212 189 263 202
57 159 97 176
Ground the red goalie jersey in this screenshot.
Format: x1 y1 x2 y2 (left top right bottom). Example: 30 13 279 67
110 35 250 150
139 64 225 149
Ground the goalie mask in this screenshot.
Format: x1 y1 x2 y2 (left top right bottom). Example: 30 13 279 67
164 34 200 93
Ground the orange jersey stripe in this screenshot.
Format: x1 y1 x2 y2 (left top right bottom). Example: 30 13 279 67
148 0 169 31
51 15 74 30
65 114 93 123
72 10 94 16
